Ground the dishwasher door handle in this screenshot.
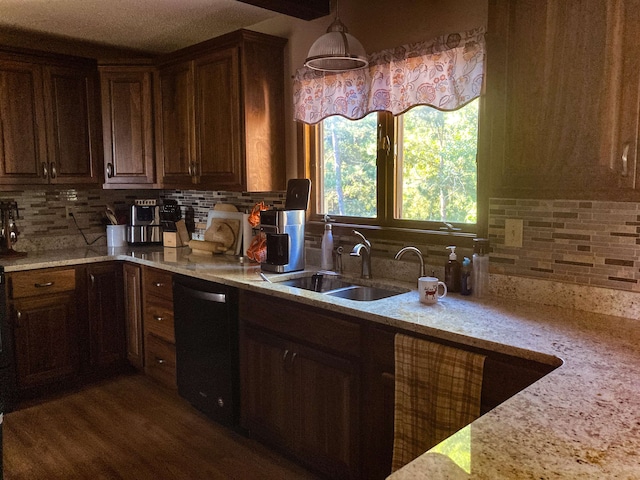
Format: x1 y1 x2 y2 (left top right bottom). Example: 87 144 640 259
175 283 226 303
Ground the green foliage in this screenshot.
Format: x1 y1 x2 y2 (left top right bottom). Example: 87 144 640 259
321 101 478 224
322 113 378 218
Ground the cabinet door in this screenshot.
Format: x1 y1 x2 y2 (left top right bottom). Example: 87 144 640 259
86 263 126 369
0 58 48 185
294 344 360 479
100 67 155 186
43 64 101 184
123 263 143 370
157 61 194 185
12 293 78 389
240 327 293 449
487 0 640 199
193 47 243 190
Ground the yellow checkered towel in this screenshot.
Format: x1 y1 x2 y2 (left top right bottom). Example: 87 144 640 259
391 334 486 472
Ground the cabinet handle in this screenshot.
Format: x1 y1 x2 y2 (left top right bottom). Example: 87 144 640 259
42 162 48 179
50 162 57 179
90 274 95 287
290 352 297 365
188 162 194 176
155 357 165 365
622 143 630 177
34 281 54 288
15 310 22 328
153 315 164 322
283 349 289 363
153 282 164 288
106 162 114 178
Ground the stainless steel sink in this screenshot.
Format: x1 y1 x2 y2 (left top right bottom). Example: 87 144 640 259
276 273 409 301
325 285 406 301
278 274 351 292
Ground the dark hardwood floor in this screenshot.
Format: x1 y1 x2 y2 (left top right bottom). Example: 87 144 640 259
3 374 321 480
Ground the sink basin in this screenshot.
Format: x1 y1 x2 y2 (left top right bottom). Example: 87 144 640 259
278 275 351 292
326 285 406 301
276 273 409 301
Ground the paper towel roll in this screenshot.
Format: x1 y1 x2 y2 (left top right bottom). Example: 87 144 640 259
242 213 253 257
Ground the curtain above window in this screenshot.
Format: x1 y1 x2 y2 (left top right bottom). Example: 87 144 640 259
293 27 485 125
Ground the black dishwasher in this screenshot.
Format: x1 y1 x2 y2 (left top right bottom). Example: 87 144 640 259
173 275 239 428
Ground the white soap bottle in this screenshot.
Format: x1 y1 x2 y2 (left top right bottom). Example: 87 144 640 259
321 223 334 271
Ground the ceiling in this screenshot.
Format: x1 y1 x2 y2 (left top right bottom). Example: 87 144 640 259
0 0 328 54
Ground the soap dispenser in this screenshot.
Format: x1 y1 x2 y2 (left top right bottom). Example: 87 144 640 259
444 246 461 292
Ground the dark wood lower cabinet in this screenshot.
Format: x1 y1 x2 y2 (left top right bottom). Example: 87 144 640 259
12 292 79 389
240 292 361 479
85 263 126 370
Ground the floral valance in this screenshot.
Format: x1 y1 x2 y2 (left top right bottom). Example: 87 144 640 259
293 27 486 124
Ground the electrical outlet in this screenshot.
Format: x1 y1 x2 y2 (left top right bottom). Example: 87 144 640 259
504 218 523 247
65 206 75 218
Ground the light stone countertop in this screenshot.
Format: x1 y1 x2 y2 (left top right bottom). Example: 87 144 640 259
2 245 639 479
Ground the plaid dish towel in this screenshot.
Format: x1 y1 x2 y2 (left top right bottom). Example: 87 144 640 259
391 334 486 472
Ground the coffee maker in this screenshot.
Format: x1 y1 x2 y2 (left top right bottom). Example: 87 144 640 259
127 199 162 245
260 179 311 273
260 210 306 273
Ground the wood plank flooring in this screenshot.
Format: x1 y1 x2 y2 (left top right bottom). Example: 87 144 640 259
3 374 321 480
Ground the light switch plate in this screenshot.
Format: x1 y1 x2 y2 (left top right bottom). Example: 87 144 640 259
504 218 524 248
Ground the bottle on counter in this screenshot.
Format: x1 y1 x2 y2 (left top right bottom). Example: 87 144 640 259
460 256 472 295
472 238 490 298
444 245 461 293
321 223 334 271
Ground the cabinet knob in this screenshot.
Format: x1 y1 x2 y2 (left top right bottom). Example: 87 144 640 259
50 162 57 179
156 357 165 365
42 162 48 179
153 282 164 288
106 162 114 178
153 315 163 322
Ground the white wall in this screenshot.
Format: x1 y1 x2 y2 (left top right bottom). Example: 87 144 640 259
251 0 488 178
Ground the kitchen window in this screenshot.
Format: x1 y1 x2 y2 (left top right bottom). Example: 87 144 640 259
294 27 486 241
314 100 478 233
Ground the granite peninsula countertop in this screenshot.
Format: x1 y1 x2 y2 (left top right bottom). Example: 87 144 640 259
2 245 640 479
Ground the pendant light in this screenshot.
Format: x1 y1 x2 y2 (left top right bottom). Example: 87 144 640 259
304 1 368 72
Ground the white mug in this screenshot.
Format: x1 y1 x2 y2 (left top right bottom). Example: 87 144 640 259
418 276 447 305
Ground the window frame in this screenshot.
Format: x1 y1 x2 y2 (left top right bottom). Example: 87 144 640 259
298 101 488 248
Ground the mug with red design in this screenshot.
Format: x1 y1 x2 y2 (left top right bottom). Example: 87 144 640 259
418 276 447 305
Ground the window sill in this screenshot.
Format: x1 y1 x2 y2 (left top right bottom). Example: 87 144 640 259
306 221 477 249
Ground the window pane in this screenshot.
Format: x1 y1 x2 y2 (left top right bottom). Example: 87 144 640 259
320 113 378 218
397 100 478 224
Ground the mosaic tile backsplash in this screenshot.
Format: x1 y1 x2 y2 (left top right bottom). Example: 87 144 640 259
4 188 640 294
489 198 640 292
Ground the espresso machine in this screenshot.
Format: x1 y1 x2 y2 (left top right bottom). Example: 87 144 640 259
0 201 26 257
260 179 310 273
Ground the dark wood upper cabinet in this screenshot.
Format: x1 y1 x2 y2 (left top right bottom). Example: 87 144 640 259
44 63 101 184
156 30 287 192
0 57 48 184
100 65 155 187
485 0 640 200
0 50 102 186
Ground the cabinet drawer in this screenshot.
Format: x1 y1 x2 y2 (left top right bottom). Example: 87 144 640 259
144 333 176 389
240 291 361 357
144 295 175 343
143 267 173 301
9 268 76 299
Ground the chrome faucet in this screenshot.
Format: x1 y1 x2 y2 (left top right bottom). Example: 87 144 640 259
394 246 426 279
350 230 372 279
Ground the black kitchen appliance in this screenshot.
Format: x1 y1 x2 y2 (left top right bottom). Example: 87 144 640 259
173 275 239 428
127 200 162 245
